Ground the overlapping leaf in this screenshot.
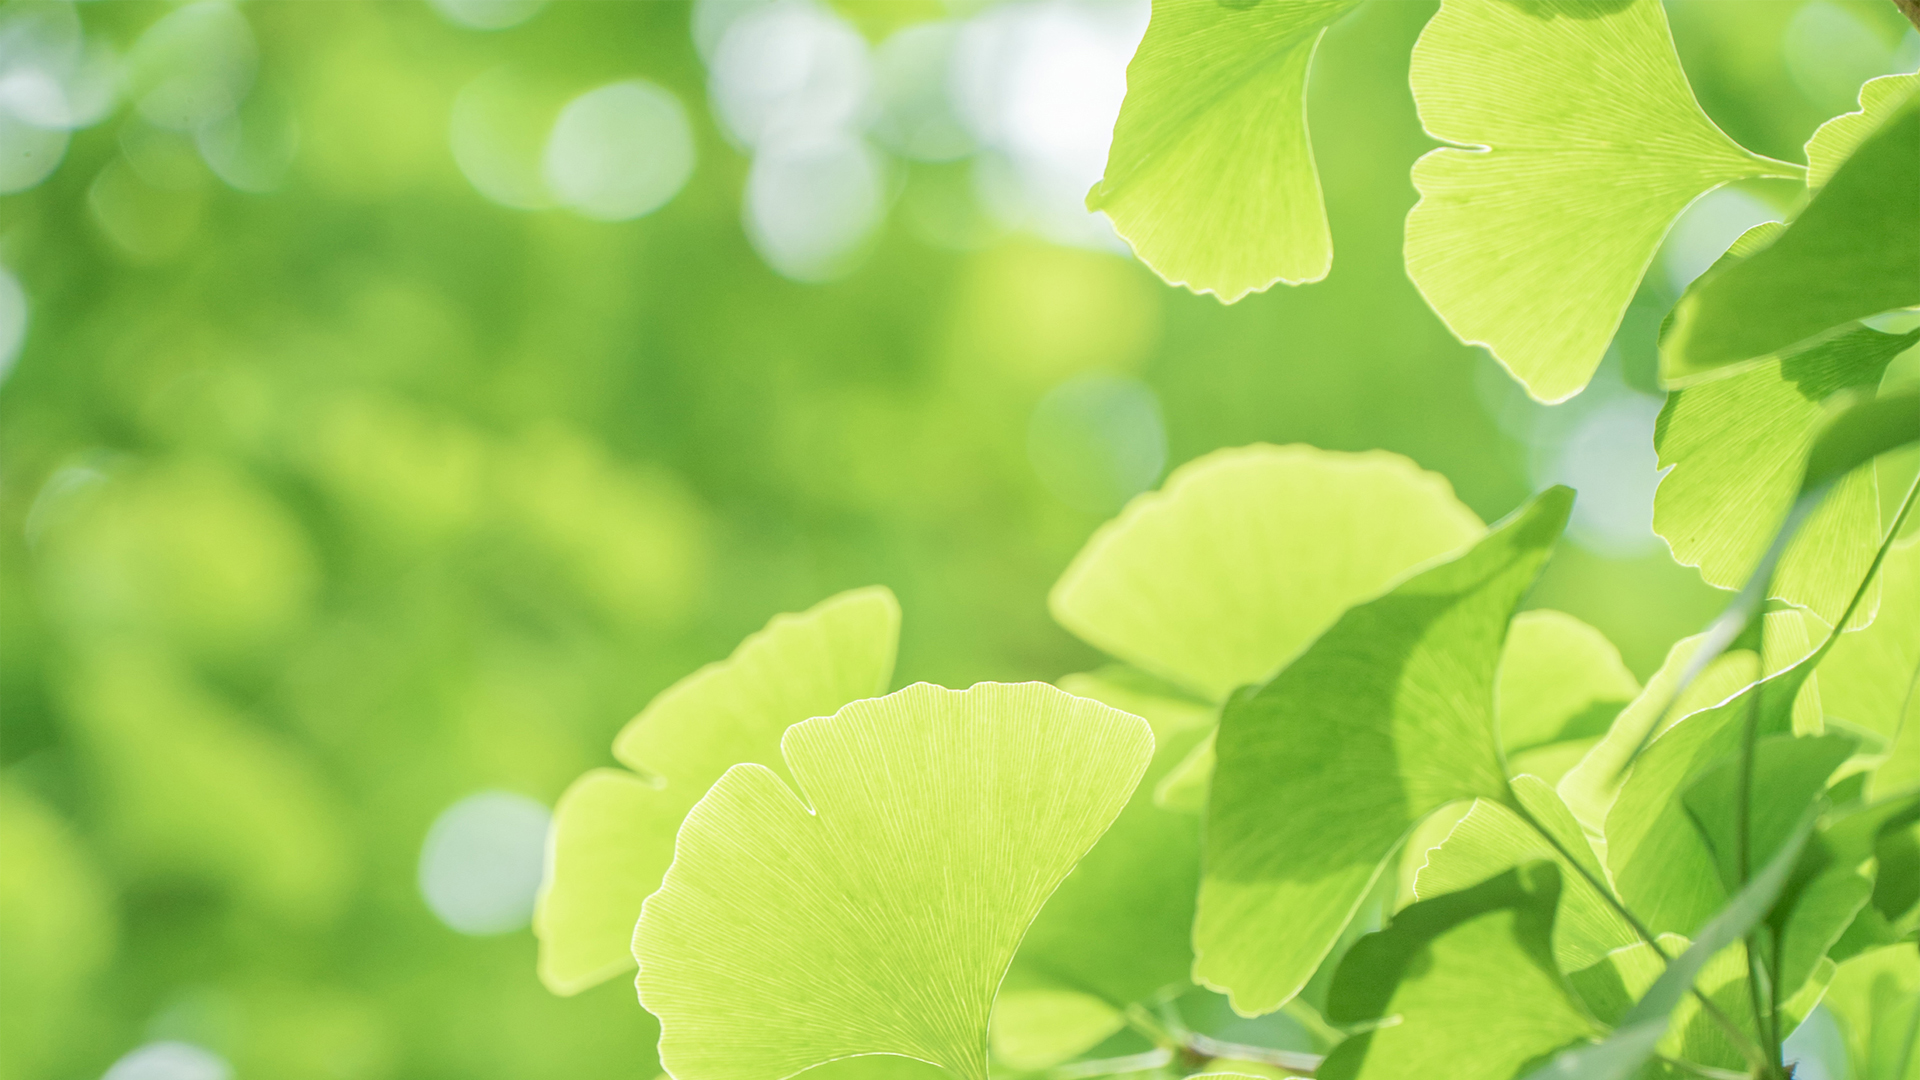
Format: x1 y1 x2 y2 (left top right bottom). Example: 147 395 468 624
1051 444 1484 703
1662 84 1920 379
634 682 1151 1080
1089 0 1358 302
1415 776 1637 973
992 669 1214 1067
1404 0 1797 402
535 586 898 994
1320 863 1598 1080
1194 486 1572 1015
1822 943 1920 1080
1499 611 1642 783
1653 323 1917 628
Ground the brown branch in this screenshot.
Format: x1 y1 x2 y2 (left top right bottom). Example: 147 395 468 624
1896 0 1920 32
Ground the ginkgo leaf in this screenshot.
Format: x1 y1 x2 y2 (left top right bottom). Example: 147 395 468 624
1822 943 1920 1080
1822 538 1920 754
1521 809 1818 1080
1653 325 1917 629
1662 89 1920 379
1194 486 1572 1016
634 682 1152 1080
1088 0 1358 302
1415 776 1637 973
1605 628 1825 937
1051 444 1484 703
996 669 1212 1045
1404 0 1798 403
1559 610 1826 839
1318 863 1598 1080
1809 72 1920 190
535 586 899 995
1499 610 1641 780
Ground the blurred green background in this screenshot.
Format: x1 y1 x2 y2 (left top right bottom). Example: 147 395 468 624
1 1 1915 1077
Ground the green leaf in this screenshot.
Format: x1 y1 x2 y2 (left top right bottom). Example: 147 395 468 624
1653 326 1916 628
634 682 1152 1080
1821 539 1920 754
1499 610 1641 767
1807 72 1920 191
1560 610 1825 842
1000 670 1214 1023
1520 807 1819 1080
1319 863 1598 1080
1821 943 1920 1080
1681 734 1856 895
1089 0 1359 302
1804 388 1920 495
1051 444 1484 703
1404 0 1795 403
1194 486 1572 1015
985 988 1123 1072
1662 89 1920 378
1414 777 1639 972
535 586 899 994
1604 620 1826 936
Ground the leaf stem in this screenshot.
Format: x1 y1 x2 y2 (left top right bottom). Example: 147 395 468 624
1048 1049 1173 1080
1652 1054 1749 1080
1501 788 1773 1072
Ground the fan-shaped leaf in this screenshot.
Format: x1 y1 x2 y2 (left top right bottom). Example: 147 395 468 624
1808 72 1920 191
1653 325 1916 628
635 682 1152 1080
1405 0 1796 402
535 586 898 994
1051 444 1483 703
1500 610 1641 781
1320 863 1597 1080
1089 0 1358 301
1194 486 1572 1015
1663 88 1920 379
1415 776 1637 972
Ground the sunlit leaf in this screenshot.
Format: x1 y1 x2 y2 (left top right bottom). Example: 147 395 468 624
986 988 1123 1072
1194 486 1571 1015
1520 808 1818 1080
1823 943 1920 1080
1821 539 1919 761
1663 88 1920 379
1415 776 1637 972
1559 610 1824 840
1404 0 1796 402
634 682 1152 1080
535 586 899 994
1319 863 1597 1080
1605 622 1825 937
1000 669 1213 1026
1089 0 1359 301
1499 610 1641 779
1652 321 1915 630
1051 444 1483 703
1807 72 1920 191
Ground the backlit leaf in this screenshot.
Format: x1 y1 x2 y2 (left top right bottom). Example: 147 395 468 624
535 586 899 994
1807 72 1920 191
1405 0 1796 402
1652 323 1916 630
1194 486 1572 1015
1320 863 1597 1080
634 682 1152 1080
1823 944 1920 1080
1051 444 1483 703
1089 0 1359 302
1663 89 1920 378
1415 776 1637 972
1499 610 1641 779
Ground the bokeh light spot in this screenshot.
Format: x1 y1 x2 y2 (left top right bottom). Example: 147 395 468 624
1533 394 1665 556
745 132 888 282
417 790 550 937
0 110 68 193
126 2 256 133
1783 1 1902 111
101 1042 232 1080
869 22 975 163
1027 373 1167 514
1660 186 1779 295
449 66 556 211
0 263 25 385
543 80 695 222
709 0 870 149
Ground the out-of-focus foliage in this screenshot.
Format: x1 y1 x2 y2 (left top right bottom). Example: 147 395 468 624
2 1 1916 1079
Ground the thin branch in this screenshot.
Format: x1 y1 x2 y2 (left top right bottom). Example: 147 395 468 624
1654 1054 1749 1080
1183 1033 1323 1076
1896 0 1920 32
1048 1049 1172 1080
